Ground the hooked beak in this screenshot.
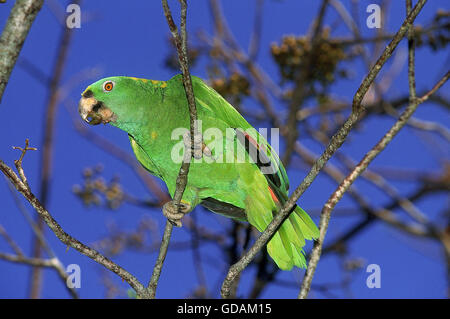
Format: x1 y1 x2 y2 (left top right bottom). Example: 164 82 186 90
78 90 117 125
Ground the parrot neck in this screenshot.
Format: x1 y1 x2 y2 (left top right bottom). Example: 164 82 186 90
112 86 191 179
111 86 171 138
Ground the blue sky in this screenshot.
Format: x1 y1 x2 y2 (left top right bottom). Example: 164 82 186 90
0 0 448 298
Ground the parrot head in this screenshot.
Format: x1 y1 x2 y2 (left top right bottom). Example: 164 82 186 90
79 76 145 127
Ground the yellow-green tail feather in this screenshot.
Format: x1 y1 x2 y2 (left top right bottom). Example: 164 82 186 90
246 192 319 270
267 205 318 270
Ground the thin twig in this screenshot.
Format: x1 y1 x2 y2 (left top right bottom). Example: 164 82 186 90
0 224 24 256
248 0 264 61
12 138 37 188
282 0 330 165
0 252 56 268
0 250 79 299
147 221 174 298
407 0 416 101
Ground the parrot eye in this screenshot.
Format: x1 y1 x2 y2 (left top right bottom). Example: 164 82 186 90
103 81 115 92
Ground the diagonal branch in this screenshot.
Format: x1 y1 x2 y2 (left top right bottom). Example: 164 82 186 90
298 70 449 299
0 149 148 297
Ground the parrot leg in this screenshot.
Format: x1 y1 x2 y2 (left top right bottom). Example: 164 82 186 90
162 200 191 227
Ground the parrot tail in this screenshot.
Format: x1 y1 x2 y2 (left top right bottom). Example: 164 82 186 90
245 188 320 270
267 204 320 270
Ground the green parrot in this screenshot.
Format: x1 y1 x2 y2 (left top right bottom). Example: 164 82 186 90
78 74 319 270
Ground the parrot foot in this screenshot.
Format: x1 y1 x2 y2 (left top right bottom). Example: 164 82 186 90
183 131 211 160
162 200 191 227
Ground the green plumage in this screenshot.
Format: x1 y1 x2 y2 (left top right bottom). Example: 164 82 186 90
79 74 319 270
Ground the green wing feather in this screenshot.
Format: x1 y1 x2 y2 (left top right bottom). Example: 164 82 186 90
189 75 290 195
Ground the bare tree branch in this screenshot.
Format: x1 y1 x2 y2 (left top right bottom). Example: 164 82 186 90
298 70 449 299
0 146 149 298
147 0 199 299
0 0 44 102
407 0 416 101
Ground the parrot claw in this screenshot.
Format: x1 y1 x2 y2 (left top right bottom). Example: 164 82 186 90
183 131 207 160
162 200 191 227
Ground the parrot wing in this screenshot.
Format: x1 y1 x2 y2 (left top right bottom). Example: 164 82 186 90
188 75 290 196
184 77 319 270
